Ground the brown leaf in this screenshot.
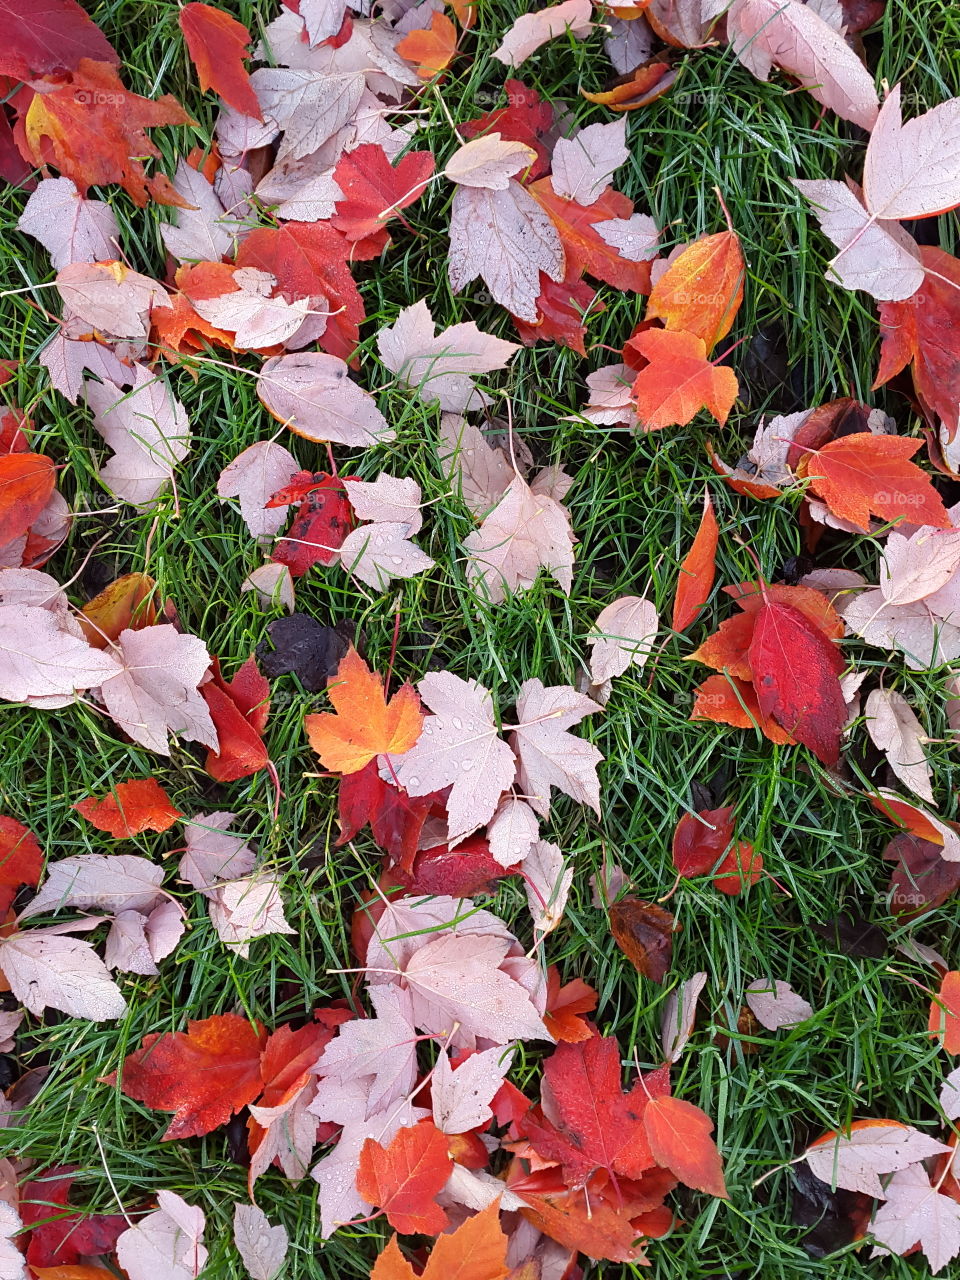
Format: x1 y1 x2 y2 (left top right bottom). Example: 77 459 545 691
609 896 677 983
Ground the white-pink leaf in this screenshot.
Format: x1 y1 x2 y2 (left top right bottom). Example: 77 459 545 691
233 1203 288 1280
161 160 236 264
523 839 573 934
431 1045 514 1134
0 926 127 1020
463 475 575 604
492 0 593 65
18 176 118 270
865 688 934 804
253 67 366 160
0 603 120 704
870 1163 960 1273
19 853 164 919
745 978 814 1030
448 181 565 322
880 528 960 607
551 118 628 206
0 1202 26 1280
443 134 538 190
193 267 311 348
300 0 349 43
40 329 134 404
486 795 539 867
864 85 960 220
217 441 300 543
595 212 660 261
242 562 296 613
317 984 419 1117
438 414 514 516
510 678 602 818
180 811 256 892
116 1190 208 1280
589 596 658 684
208 872 295 957
338 522 434 590
258 352 394 447
56 261 170 340
804 1122 950 1198
342 474 424 534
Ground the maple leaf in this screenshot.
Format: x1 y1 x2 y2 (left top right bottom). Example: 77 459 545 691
0 0 118 80
305 646 423 775
331 144 435 244
875 247 960 438
0 922 127 1019
930 971 960 1054
543 968 598 1043
20 1167 125 1269
804 1119 950 1198
642 1094 727 1198
726 0 879 128
527 178 655 293
258 352 392 447
0 814 42 915
115 1190 207 1280
645 232 744 351
609 897 677 983
551 118 628 207
0 453 55 548
672 490 719 631
588 595 659 684
865 688 933 803
318 984 419 1119
369 1200 509 1280
493 0 593 65
672 805 735 877
208 872 295 957
510 678 602 818
796 433 950 532
461 79 553 179
396 12 458 78
356 1120 452 1235
745 978 814 1030
233 1203 288 1280
116 1013 266 1140
631 328 739 430
403 834 516 898
432 1045 514 1134
463 474 575 604
17 176 119 270
78 572 162 649
336 762 440 870
217 441 300 544
179 4 261 120
871 1164 960 1274
271 473 355 577
22 59 192 206
160 159 239 265
74 778 182 838
202 655 272 784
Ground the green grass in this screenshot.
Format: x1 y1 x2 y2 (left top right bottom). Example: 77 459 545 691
1 0 960 1275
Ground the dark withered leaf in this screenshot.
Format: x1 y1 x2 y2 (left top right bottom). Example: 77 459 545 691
809 912 886 959
609 896 677 983
256 614 352 692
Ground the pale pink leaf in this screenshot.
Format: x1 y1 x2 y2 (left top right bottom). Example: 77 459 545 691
551 118 628 206
589 595 658 683
727 0 879 129
116 1190 207 1280
839 589 960 671
253 67 366 160
0 1013 22 1056
160 160 236 264
233 1203 288 1280
661 970 707 1062
363 894 516 977
745 978 814 1030
438 1164 528 1213
804 1122 950 1198
879 528 960 606
56 262 170 341
523 839 573 934
300 0 349 43
793 178 922 301
377 299 519 412
192 267 311 348
595 212 660 261
463 475 575 604
0 1202 26 1280
431 1045 515 1134
486 795 539 868
864 84 960 220
510 678 602 818
208 872 295 957
0 603 120 704
257 352 394 446
242 562 296 613
256 158 344 223
590 859 628 908
941 1066 960 1121
217 441 300 543
0 926 127 1020
180 811 256 892
865 688 934 804
338 522 434 590
870 1163 960 1273
580 362 638 428
389 672 517 844
317 984 418 1117
443 134 538 190
438 414 514 515
248 1086 319 1189
84 363 191 508
448 181 565 322
342 474 424 534
492 0 593 65
604 13 655 73
19 853 164 918
17 176 118 270
40 329 134 404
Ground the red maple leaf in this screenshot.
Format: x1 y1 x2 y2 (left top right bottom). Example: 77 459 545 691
179 3 261 119
356 1120 453 1235
202 654 273 784
461 79 553 178
272 472 355 576
0 452 55 545
0 0 118 81
672 806 735 878
336 761 441 871
0 814 43 917
330 143 435 248
512 271 603 355
527 179 653 293
21 1166 126 1268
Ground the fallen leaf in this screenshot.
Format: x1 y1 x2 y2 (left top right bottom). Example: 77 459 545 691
179 811 256 892
432 1046 514 1134
609 897 676 983
217 441 300 543
0 602 120 703
865 687 933 803
524 839 573 933
331 143 434 244
510 678 602 818
661 971 707 1062
17 176 118 270
338 522 435 591
19 852 164 918
257 613 350 691
357 1121 452 1235
202 655 272 784
804 1119 950 1197
745 979 814 1030
643 1094 727 1198
369 1200 508 1280
645 232 744 351
492 0 592 65
74 778 181 838
589 595 659 683
115 1190 207 1280
191 267 311 348
870 1163 960 1274
396 11 458 78
463 474 575 604
930 971 960 1054
673 490 719 631
57 261 169 341
0 925 127 1020
232 1203 288 1280
179 3 261 119
443 134 537 191
551 118 628 207
208 872 295 957
258 352 393 447
631 328 739 430
0 0 118 80
0 454 55 548
527 178 654 292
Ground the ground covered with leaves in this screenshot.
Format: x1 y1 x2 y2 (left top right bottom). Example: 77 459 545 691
4 0 960 1277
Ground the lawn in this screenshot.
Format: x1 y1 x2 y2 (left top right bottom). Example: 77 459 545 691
2 0 960 1276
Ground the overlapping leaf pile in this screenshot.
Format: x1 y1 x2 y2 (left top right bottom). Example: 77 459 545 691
4 0 960 1275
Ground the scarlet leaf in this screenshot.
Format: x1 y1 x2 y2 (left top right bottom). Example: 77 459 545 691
726 580 844 640
461 79 553 180
357 1121 452 1235
369 1200 508 1280
304 647 423 775
179 3 261 119
688 611 756 680
0 814 43 891
712 841 762 895
336 762 439 871
203 655 272 782
116 1012 266 1140
21 1167 126 1268
672 489 719 631
21 59 192 206
512 270 602 355
875 246 960 439
271 472 354 576
930 971 960 1055
797 432 950 532
511 1169 659 1263
527 178 653 292
543 966 598 1043
645 231 745 351
73 778 182 838
631 328 739 430
748 600 846 765
396 12 458 78
0 0 118 80
234 222 365 362
643 1094 727 1197
690 673 794 745
672 806 734 878
401 835 515 897
0 452 55 545
331 144 435 244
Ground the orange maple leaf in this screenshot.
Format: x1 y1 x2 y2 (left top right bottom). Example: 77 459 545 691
0 452 55 545
930 970 960 1055
631 328 738 430
397 12 458 78
645 230 744 352
796 432 951 532
643 1094 728 1198
357 1120 452 1235
73 778 183 838
672 488 719 632
304 647 423 775
22 59 192 206
370 1200 509 1280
